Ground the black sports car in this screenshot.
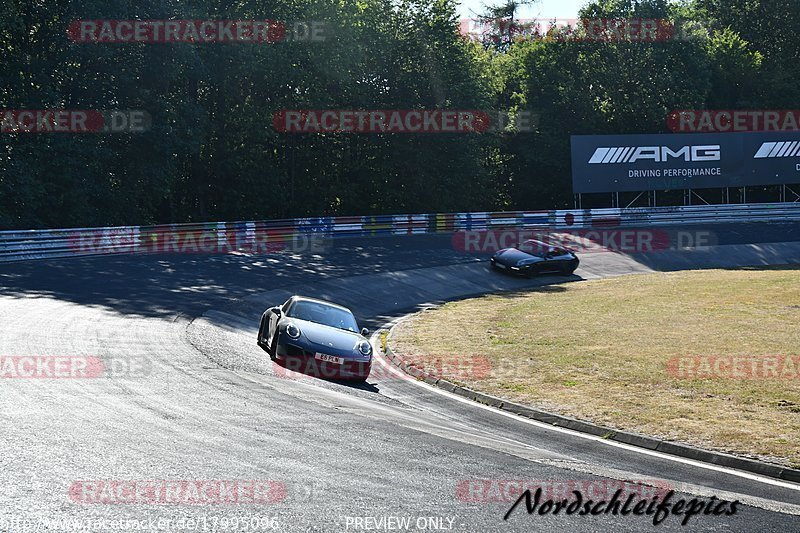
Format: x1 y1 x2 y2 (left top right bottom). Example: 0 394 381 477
257 296 372 381
490 239 579 276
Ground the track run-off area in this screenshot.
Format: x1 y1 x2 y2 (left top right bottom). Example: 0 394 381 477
1 223 799 532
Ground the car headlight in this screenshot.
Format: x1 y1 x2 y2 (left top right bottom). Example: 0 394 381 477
357 341 372 356
285 323 301 339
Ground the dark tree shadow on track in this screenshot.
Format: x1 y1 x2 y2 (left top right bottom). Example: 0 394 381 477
2 223 798 320
0 234 476 318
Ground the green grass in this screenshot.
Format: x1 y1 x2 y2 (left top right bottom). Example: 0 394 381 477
389 267 800 468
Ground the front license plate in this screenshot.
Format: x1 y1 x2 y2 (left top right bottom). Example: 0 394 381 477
495 263 506 269
315 353 343 365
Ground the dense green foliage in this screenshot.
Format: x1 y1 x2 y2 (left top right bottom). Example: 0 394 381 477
0 0 796 229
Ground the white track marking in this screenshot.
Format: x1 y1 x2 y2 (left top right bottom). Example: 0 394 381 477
369 323 800 495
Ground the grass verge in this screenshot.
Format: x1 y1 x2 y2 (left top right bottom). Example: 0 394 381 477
389 267 800 468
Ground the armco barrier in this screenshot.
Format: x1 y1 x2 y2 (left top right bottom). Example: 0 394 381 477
1 203 799 263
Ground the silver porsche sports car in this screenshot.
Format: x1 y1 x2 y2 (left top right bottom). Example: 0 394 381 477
257 296 372 381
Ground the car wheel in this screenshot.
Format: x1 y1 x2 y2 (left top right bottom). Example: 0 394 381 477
268 331 278 361
257 316 269 351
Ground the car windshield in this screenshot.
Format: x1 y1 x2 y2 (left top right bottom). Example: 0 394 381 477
287 301 359 332
517 240 548 257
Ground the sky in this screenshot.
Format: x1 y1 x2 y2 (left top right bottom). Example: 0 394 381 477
456 0 586 20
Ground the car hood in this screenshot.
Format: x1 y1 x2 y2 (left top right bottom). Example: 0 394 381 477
283 318 365 353
494 248 540 265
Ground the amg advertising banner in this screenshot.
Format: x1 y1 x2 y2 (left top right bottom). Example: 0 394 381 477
571 132 800 193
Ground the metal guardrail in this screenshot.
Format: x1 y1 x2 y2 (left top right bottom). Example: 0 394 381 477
1 203 799 262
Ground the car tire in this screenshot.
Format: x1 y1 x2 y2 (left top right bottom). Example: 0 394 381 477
268 331 278 361
257 315 269 351
562 261 578 275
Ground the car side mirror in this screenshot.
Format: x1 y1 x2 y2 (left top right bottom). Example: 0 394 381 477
360 328 370 337
270 306 282 317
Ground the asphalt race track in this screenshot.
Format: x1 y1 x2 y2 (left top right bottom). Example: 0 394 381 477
1 222 799 532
